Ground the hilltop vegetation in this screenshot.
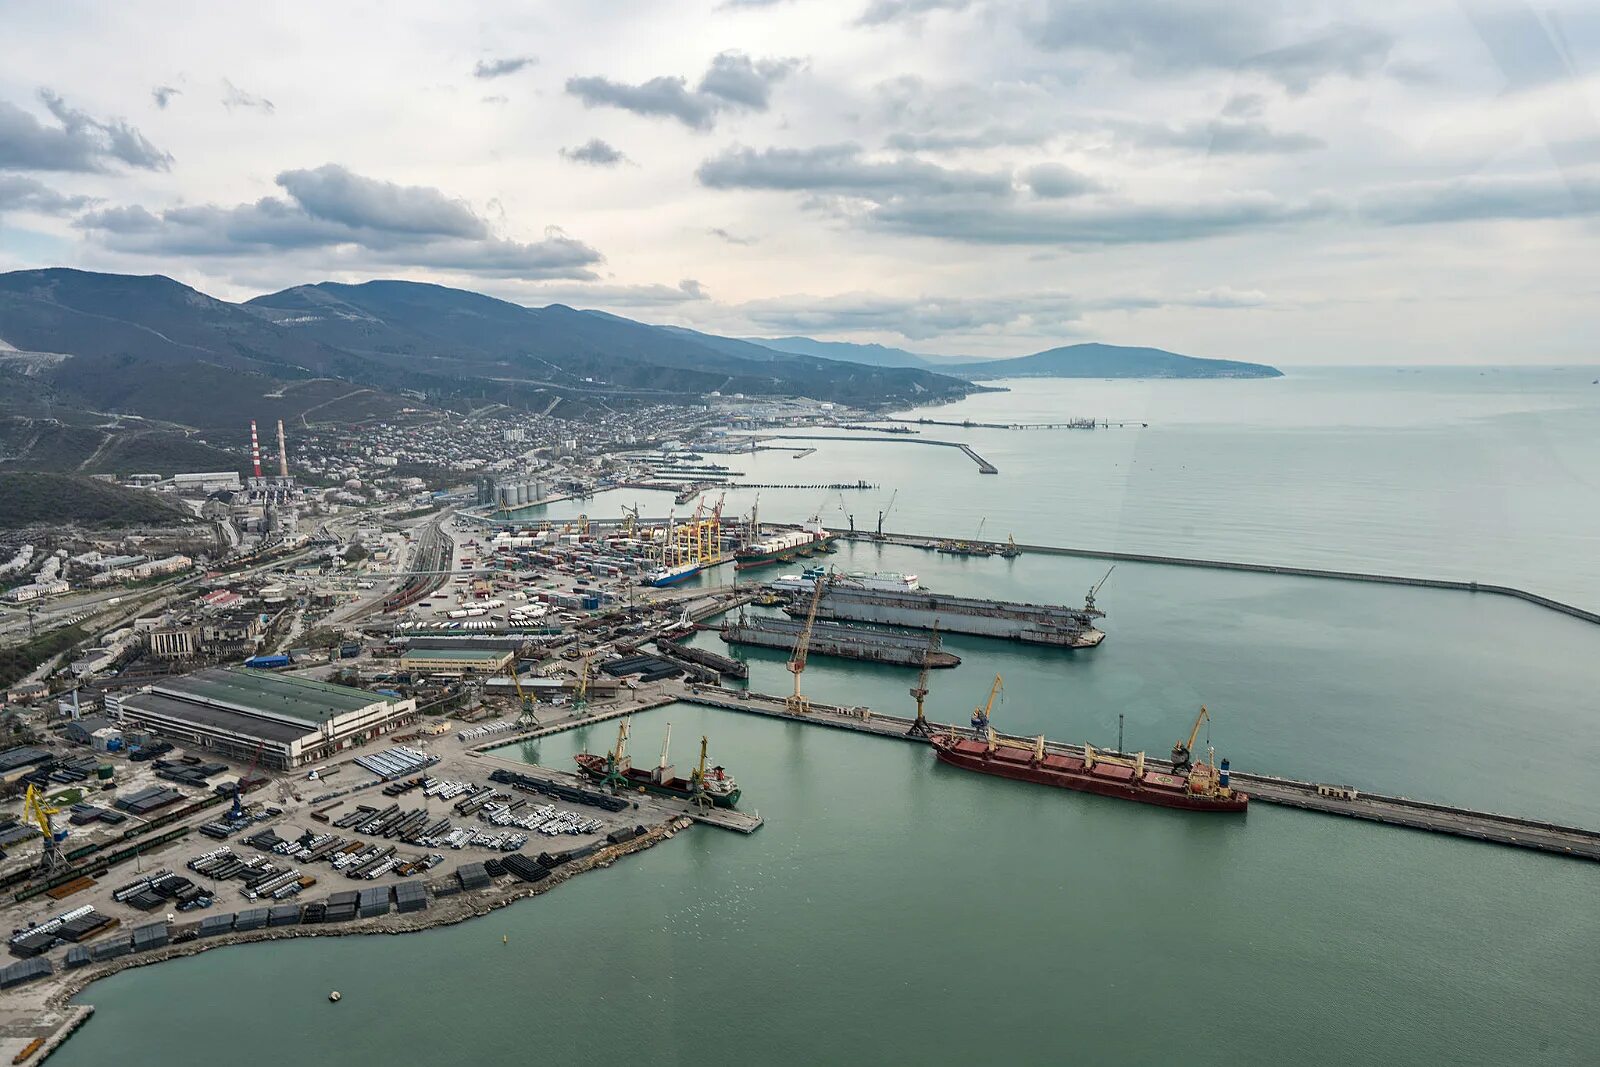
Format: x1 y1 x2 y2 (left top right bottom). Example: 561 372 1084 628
0 471 194 530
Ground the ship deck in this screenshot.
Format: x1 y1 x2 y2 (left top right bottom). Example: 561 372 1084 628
672 684 1600 862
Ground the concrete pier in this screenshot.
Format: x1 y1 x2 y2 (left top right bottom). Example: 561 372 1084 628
842 530 1600 628
675 686 1600 863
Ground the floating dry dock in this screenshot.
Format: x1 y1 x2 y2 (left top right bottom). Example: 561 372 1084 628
721 614 960 668
786 582 1104 648
677 686 1600 863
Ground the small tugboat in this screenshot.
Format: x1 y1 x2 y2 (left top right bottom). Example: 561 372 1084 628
575 721 741 808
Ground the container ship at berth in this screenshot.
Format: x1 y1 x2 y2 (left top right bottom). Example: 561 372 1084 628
930 683 1247 813
576 720 740 808
735 519 835 570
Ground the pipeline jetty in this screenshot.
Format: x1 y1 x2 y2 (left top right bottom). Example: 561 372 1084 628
676 685 1600 863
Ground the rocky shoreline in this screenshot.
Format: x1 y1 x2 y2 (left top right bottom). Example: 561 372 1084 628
26 815 688 1062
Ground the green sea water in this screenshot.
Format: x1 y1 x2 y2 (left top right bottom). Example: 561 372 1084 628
53 370 1600 1065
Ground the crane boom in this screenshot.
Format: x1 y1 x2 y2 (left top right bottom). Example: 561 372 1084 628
786 575 826 713
1170 705 1210 772
907 624 938 737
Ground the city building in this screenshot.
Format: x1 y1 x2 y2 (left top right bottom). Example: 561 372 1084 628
148 625 201 659
398 647 514 676
113 667 418 770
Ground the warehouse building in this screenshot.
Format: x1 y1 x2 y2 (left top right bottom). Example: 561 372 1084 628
114 668 417 770
399 647 513 677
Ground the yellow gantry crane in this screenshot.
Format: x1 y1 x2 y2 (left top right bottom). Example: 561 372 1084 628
786 575 826 714
23 784 66 870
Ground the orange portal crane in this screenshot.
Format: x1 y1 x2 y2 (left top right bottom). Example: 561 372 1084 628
786 575 826 714
906 626 939 738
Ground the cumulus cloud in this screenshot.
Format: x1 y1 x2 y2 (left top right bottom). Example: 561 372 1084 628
151 85 181 110
1027 1 1391 91
1023 163 1099 198
474 56 537 79
531 278 710 308
560 139 628 166
275 164 488 238
0 174 94 215
865 192 1334 246
222 80 275 114
730 286 1270 340
697 143 1012 197
0 91 171 172
1360 174 1600 225
1119 118 1324 154
859 0 972 26
76 163 602 279
567 51 799 130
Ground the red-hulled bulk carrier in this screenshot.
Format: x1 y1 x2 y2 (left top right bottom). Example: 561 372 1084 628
929 678 1247 813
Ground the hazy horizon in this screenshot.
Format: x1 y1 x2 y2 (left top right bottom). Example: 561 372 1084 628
2 1 1597 364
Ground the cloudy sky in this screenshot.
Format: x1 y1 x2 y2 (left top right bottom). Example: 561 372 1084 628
1 1 1596 363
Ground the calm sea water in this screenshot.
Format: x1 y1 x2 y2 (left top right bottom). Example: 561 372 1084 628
55 369 1600 1066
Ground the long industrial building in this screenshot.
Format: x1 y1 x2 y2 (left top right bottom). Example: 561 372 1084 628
111 668 418 770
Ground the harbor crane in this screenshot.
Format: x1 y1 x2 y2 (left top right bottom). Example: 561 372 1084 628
688 735 716 809
23 784 66 871
600 717 632 792
620 503 640 537
786 575 826 714
874 489 898 540
971 674 1004 751
1085 566 1115 612
573 653 592 714
506 661 537 728
231 738 268 821
906 626 940 738
1170 705 1211 774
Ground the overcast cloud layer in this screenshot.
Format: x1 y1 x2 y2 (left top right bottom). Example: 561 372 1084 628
1 0 1597 363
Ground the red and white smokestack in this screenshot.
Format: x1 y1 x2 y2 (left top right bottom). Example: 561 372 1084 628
249 419 262 478
276 419 289 479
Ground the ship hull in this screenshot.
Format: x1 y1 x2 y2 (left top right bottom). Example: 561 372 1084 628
647 565 703 588
574 754 740 807
735 532 835 570
931 738 1247 812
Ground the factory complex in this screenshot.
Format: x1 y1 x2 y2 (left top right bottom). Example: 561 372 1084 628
111 668 417 771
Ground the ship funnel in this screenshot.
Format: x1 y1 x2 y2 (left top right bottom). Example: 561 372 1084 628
1219 758 1230 789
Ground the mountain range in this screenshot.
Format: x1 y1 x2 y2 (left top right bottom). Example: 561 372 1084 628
748 336 1281 378
0 269 1280 445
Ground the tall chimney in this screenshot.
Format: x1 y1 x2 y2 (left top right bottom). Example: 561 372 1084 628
249 420 262 479
276 419 289 479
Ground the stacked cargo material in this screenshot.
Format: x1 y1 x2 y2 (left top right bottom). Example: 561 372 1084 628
456 862 491 890
394 882 428 913
58 912 117 943
8 929 57 958
131 922 169 952
0 957 53 989
170 922 200 943
91 936 132 961
268 904 301 927
325 890 358 922
301 901 327 924
502 855 550 884
356 886 391 918
233 908 270 932
114 786 187 816
606 826 646 846
65 944 92 969
198 914 235 938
